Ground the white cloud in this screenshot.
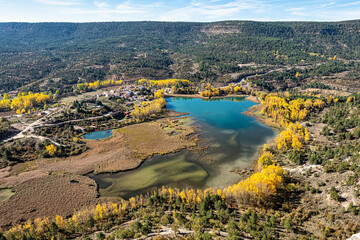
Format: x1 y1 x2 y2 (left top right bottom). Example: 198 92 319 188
338 1 360 7
64 1 162 17
65 8 144 15
115 1 148 14
115 1 163 12
94 0 108 8
286 7 307 16
34 0 82 6
320 1 336 8
8 0 360 22
286 7 306 12
157 0 266 21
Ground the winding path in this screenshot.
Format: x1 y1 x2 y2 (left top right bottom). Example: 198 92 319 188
1 109 115 146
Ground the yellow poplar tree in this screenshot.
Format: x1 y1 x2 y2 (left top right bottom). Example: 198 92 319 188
46 144 57 156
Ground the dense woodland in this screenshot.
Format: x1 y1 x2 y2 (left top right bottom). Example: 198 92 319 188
1 21 360 93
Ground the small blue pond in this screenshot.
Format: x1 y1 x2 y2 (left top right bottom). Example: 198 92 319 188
84 129 113 140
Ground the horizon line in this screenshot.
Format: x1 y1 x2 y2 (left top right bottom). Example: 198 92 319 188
1 19 360 24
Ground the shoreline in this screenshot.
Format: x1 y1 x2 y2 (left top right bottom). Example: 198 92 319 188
165 93 248 99
89 116 203 176
241 99 281 176
242 104 282 130
166 93 280 181
0 94 280 228
165 93 280 173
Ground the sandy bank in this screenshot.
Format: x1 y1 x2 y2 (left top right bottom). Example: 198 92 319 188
243 104 281 129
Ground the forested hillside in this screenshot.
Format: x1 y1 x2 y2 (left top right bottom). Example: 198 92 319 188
1 20 360 93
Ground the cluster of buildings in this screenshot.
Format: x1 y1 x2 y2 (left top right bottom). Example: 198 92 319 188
95 85 147 102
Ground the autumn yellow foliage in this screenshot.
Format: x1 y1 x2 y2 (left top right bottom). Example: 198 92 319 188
346 96 355 103
0 93 11 109
5 200 129 239
154 89 164 99
257 152 274 170
200 83 252 98
260 94 326 125
259 94 326 151
3 162 285 239
74 80 123 92
0 92 52 113
137 79 192 88
225 164 284 204
46 144 57 156
131 98 166 121
276 122 310 151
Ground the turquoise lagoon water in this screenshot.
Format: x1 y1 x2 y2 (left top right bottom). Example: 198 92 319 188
167 97 260 130
84 129 113 140
89 97 276 198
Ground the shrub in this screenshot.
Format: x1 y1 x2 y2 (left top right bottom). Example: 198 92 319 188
284 216 293 230
289 150 303 165
96 232 105 240
227 221 240 236
160 214 171 225
115 228 135 239
131 221 142 232
87 215 95 228
330 187 340 201
140 220 152 235
197 232 212 240
354 128 360 139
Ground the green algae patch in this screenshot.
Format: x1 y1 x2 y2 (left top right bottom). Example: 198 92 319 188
99 154 208 198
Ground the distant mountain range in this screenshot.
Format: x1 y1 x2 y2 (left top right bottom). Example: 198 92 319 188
0 20 359 92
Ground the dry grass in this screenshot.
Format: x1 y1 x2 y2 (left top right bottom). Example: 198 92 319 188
0 173 98 227
118 118 196 157
61 86 120 104
2 118 198 177
0 118 199 227
0 118 198 185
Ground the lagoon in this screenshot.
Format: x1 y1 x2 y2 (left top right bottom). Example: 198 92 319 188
89 97 276 198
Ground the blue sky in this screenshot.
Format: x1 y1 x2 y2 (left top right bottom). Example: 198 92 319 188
0 0 359 22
